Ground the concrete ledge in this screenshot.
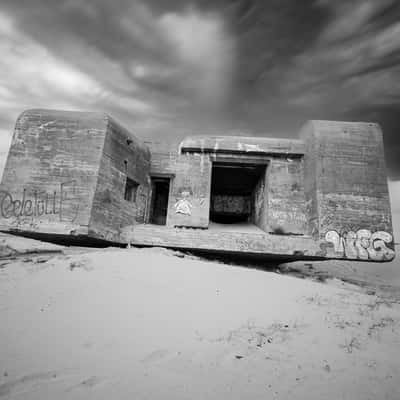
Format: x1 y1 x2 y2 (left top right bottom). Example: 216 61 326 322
180 136 305 156
125 225 321 259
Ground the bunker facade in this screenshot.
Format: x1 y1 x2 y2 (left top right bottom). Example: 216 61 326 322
0 109 395 261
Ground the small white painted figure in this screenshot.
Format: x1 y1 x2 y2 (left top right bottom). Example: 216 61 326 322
174 190 192 215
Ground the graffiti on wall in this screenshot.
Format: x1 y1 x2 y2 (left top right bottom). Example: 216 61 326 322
0 181 80 223
174 189 193 215
325 229 395 261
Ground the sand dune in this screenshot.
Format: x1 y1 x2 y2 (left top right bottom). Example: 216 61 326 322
0 243 399 400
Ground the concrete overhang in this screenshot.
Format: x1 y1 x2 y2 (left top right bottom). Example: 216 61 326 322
179 136 305 156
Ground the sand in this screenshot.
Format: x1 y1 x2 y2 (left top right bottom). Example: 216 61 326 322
0 243 399 400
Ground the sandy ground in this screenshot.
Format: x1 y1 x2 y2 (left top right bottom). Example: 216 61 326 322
0 242 399 400
280 245 400 301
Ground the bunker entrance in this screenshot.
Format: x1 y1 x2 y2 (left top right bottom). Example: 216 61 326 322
210 162 267 231
149 177 170 225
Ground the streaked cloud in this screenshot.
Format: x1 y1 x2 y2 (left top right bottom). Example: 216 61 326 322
0 9 155 117
282 0 400 111
0 0 399 177
159 6 235 107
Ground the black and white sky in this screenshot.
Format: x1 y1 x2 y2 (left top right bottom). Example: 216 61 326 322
0 0 399 177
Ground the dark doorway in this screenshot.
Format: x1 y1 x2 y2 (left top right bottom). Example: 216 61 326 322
149 177 170 225
210 162 267 230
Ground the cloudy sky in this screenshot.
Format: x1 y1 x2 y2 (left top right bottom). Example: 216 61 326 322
0 0 399 178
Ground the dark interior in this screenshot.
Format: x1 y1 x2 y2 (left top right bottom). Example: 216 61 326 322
210 163 266 224
124 177 139 202
149 177 170 225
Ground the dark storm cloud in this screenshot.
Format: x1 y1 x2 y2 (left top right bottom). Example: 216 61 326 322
0 0 399 177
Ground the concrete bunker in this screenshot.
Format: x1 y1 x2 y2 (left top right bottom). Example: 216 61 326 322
0 109 395 261
209 161 267 231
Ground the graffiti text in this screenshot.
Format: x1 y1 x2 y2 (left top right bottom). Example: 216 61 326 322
0 181 80 223
325 229 395 261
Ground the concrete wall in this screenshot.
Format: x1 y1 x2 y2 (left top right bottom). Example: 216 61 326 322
301 121 394 260
0 110 393 260
181 138 308 235
180 136 305 155
251 169 268 231
167 154 211 228
89 117 151 241
0 109 107 235
267 157 308 235
211 195 251 216
147 150 212 228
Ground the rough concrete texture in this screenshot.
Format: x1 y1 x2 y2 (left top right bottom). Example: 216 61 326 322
0 110 395 261
0 109 150 243
267 157 308 235
123 224 322 258
211 195 251 215
301 121 392 236
180 135 305 155
301 121 394 261
0 109 107 236
89 116 151 242
166 153 211 228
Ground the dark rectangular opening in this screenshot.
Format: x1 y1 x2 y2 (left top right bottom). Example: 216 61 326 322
210 162 267 231
149 177 170 225
124 177 139 202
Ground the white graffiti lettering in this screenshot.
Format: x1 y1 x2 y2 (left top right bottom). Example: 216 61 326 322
325 229 395 261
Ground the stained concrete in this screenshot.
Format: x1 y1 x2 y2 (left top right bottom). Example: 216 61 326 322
0 110 395 261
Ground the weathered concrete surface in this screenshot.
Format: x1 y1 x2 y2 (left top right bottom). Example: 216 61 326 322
88 116 151 242
123 224 321 258
301 121 392 236
0 109 107 236
267 157 308 235
181 138 308 236
211 195 251 215
0 110 395 262
0 109 151 244
180 136 305 155
167 153 211 228
147 149 211 228
251 169 268 231
301 121 394 261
